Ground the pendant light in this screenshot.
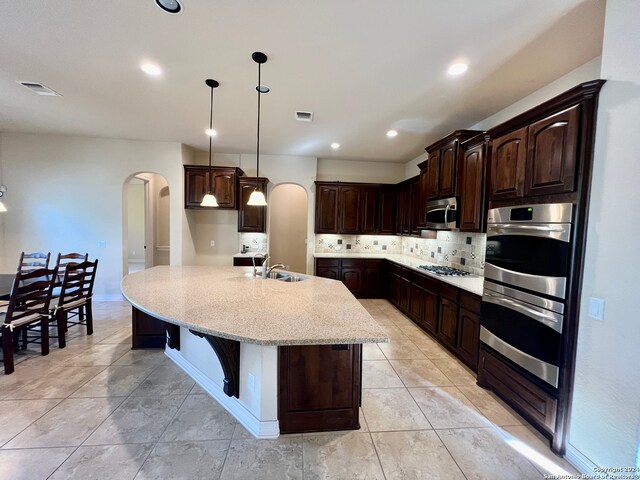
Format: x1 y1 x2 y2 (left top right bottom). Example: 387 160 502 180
200 78 220 207
247 52 269 206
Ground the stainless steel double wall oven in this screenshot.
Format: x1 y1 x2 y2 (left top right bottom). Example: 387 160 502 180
481 203 573 389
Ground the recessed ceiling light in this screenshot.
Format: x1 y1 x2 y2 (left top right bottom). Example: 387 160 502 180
155 0 183 14
447 62 468 76
205 128 217 137
331 143 340 150
141 63 162 76
386 130 398 138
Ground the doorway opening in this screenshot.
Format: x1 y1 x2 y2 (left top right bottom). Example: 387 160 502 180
268 183 308 274
122 173 170 276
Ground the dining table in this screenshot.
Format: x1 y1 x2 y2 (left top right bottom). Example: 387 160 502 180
0 274 15 300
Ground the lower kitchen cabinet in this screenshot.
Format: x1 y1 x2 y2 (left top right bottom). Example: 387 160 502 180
315 258 340 280
457 307 480 370
438 297 458 349
315 258 383 298
340 260 363 297
410 272 439 335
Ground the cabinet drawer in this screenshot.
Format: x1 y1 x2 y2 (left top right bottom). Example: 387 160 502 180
389 262 402 276
400 267 412 280
364 259 384 268
316 258 340 268
440 283 459 302
412 270 439 293
341 259 363 269
478 349 557 434
460 290 481 313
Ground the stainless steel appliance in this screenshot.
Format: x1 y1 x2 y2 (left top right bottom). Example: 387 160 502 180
481 203 573 388
425 197 457 230
418 265 470 277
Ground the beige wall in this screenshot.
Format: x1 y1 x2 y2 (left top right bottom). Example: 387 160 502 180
0 133 185 299
568 0 640 470
126 182 145 260
317 158 405 184
269 184 308 274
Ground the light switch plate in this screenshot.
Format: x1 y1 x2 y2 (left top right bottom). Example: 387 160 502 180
210 240 215 247
588 297 605 320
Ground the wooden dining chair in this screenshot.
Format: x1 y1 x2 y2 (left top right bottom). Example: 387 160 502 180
17 252 51 273
53 253 88 283
53 259 98 348
1 267 57 374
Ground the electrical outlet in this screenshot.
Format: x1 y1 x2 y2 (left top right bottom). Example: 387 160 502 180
247 373 255 392
588 297 605 320
210 240 215 247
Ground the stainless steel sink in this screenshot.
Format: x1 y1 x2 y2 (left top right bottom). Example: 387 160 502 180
267 271 308 282
267 271 290 280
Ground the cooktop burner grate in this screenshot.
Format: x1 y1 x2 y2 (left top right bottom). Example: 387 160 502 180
418 265 471 277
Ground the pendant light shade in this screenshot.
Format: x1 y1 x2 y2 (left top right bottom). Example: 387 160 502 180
248 52 269 207
0 201 6 213
200 79 220 208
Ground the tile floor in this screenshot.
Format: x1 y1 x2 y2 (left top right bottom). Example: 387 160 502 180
0 300 580 479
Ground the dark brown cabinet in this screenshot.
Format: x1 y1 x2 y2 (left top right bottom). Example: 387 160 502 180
438 297 458 349
363 260 384 298
315 258 382 298
340 259 363 297
379 187 396 234
278 344 362 433
490 127 528 201
238 177 268 232
339 186 362 234
439 140 458 198
410 179 421 235
184 165 244 209
425 151 440 200
316 184 340 233
361 187 379 234
457 307 480 370
459 135 488 232
315 258 340 280
409 272 439 335
398 180 413 235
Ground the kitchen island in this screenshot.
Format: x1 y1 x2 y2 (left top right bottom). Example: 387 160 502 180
121 265 388 438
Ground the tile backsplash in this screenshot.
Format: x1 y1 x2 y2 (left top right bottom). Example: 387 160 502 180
315 232 486 276
239 232 268 253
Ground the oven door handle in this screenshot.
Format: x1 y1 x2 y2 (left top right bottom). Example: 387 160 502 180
483 292 563 333
487 224 571 242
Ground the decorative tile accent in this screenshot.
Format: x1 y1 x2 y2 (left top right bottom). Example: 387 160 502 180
466 237 472 245
337 239 343 245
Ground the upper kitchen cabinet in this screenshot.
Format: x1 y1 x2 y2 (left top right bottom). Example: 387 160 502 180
487 80 605 206
419 130 482 202
184 165 245 209
378 186 396 234
238 177 269 233
459 134 489 232
314 182 385 235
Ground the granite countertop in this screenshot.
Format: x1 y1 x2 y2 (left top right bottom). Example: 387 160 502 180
121 265 388 346
313 253 484 296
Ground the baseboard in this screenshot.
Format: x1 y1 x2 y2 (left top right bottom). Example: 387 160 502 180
165 347 280 439
565 442 599 475
93 294 125 302
128 259 145 264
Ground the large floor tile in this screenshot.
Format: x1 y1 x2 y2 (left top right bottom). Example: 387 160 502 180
113 350 168 367
303 431 385 479
437 427 542 480
4 396 125 448
379 325 408 342
135 440 230 480
458 385 525 426
64 343 131 366
70 365 154 397
220 436 303 480
431 356 477 385
49 444 153 480
0 447 75 480
409 387 491 429
372 430 466 480
97 327 133 344
0 398 62 446
362 360 404 388
379 340 427 360
389 358 453 387
85 394 185 445
363 343 386 360
160 394 237 442
4 366 105 399
362 388 431 432
130 363 195 396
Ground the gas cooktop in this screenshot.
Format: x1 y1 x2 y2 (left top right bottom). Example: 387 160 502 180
418 265 470 277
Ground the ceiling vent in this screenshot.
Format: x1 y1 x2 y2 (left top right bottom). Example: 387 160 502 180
295 111 313 122
17 81 61 97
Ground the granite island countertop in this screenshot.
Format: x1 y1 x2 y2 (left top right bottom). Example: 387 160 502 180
121 265 388 346
313 253 484 296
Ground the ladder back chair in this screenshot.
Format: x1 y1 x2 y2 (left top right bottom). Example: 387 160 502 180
54 259 98 348
1 267 57 374
17 252 51 273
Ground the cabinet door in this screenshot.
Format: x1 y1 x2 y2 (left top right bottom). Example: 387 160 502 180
459 142 485 232
361 187 379 234
400 276 412 313
438 297 458 349
402 186 412 235
426 150 440 200
456 307 480 371
315 185 339 233
212 170 237 208
238 178 267 232
490 127 527 201
525 105 579 197
418 167 429 227
389 273 401 306
379 187 396 234
410 283 426 324
341 268 362 297
439 140 458 198
363 267 382 298
339 186 361 234
410 180 421 235
423 289 439 335
184 168 209 208
315 259 340 280
395 186 405 234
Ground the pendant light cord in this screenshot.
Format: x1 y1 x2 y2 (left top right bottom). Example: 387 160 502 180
208 85 214 194
255 62 261 190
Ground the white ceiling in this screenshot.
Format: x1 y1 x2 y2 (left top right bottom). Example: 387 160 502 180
0 0 604 163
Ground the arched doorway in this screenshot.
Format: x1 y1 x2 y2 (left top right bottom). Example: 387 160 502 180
268 184 308 274
122 172 170 275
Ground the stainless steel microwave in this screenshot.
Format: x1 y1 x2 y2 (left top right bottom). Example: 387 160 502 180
425 197 457 230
